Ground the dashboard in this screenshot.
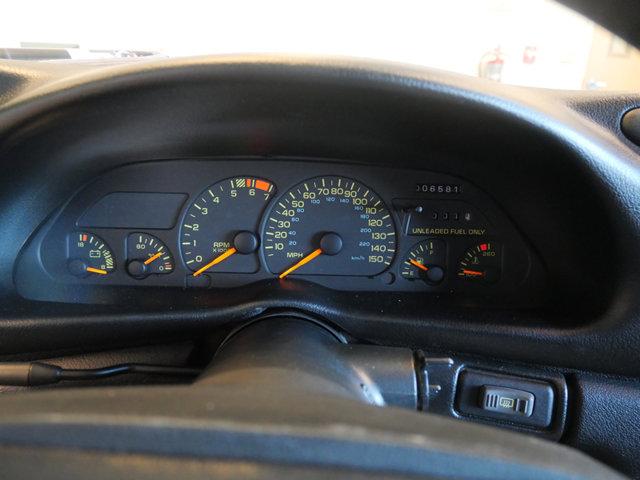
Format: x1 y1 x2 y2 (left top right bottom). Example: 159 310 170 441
0 53 636 371
1 49 640 479
16 159 545 305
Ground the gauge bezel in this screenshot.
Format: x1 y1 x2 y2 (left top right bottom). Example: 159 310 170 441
261 175 398 278
126 232 175 276
178 176 276 275
67 231 116 276
400 238 448 284
456 240 504 284
17 159 538 302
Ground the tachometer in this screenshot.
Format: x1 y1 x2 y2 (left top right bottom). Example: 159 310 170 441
180 177 275 275
263 176 396 277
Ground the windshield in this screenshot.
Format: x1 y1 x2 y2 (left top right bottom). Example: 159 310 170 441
2 0 640 91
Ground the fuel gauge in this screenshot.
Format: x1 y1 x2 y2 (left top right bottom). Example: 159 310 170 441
126 233 174 279
401 239 446 285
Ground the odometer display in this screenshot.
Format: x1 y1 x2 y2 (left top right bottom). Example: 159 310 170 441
263 176 396 276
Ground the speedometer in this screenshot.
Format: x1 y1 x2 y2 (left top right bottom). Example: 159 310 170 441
263 176 396 277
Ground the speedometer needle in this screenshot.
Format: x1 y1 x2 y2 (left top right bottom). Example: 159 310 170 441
193 247 238 277
409 259 429 272
279 248 323 279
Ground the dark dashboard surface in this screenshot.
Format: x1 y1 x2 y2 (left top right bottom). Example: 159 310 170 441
2 53 640 477
0 55 639 380
16 159 543 305
2 3 640 472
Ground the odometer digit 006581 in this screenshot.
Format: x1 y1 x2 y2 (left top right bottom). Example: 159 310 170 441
263 176 396 277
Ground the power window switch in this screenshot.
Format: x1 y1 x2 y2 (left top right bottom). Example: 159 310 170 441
480 385 534 417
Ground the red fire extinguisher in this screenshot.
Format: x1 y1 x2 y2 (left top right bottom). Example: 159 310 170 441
523 46 537 64
478 47 505 82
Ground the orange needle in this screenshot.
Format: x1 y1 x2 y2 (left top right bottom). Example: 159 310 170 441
144 252 162 265
86 267 108 275
279 248 323 279
462 269 485 277
409 259 429 272
193 247 237 277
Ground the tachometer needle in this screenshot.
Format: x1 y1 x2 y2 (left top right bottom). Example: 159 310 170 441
279 248 323 279
409 259 429 272
144 252 162 265
86 267 108 275
462 269 485 277
193 247 238 277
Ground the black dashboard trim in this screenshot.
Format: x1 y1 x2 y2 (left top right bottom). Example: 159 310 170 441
0 56 638 380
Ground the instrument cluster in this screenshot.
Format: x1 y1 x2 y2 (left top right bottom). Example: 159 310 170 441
15 159 545 304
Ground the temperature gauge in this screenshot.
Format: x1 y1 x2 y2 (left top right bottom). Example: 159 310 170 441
67 232 115 277
457 241 501 283
126 233 174 279
400 239 446 285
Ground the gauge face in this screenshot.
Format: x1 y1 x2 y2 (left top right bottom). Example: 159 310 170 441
180 177 275 274
457 241 501 283
401 239 446 285
126 233 174 278
263 176 397 277
67 232 115 277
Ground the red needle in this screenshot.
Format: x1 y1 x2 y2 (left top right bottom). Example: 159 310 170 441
461 269 485 277
279 248 323 279
192 247 238 277
409 259 429 272
144 252 162 265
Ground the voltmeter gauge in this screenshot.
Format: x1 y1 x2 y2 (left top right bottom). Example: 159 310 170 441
126 233 174 279
457 241 501 283
67 232 115 277
400 239 446 285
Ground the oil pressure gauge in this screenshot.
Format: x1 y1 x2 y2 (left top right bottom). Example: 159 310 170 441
126 233 174 279
400 239 446 285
